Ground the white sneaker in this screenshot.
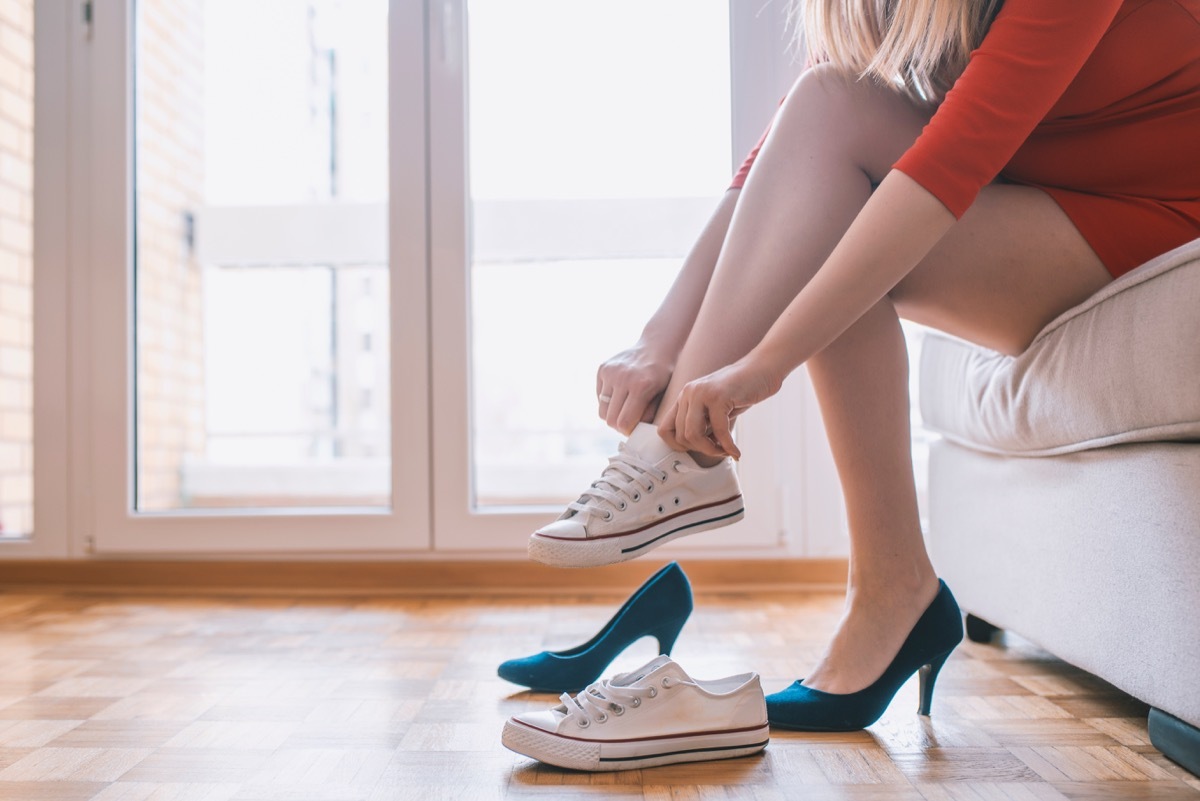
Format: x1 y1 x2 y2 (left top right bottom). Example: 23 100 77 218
529 423 744 568
501 655 768 771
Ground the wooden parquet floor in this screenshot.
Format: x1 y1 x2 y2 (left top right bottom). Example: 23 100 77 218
0 587 1196 801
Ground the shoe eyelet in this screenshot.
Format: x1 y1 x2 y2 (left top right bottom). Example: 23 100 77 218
648 687 658 699
618 501 627 511
657 505 664 514
673 497 680 506
630 698 641 708
662 677 672 688
631 493 640 502
646 484 654 493
611 704 625 716
577 718 591 728
672 460 682 472
596 712 608 724
603 512 613 522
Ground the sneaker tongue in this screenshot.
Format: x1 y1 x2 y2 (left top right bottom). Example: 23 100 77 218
625 422 678 465
611 655 689 687
562 424 683 523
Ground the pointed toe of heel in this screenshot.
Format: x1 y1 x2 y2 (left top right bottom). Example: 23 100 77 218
767 579 965 732
496 562 694 693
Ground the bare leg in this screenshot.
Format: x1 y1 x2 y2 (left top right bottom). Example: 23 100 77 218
801 299 938 692
652 66 933 428
803 185 1110 692
650 66 1113 692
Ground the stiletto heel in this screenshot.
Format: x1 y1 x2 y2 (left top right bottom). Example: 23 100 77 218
652 615 689 656
498 562 693 693
917 651 952 716
767 579 965 732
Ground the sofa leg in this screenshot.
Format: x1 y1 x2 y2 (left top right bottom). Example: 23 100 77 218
965 614 1001 644
1149 708 1200 778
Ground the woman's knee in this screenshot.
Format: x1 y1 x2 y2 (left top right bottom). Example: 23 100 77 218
775 64 932 178
779 63 864 121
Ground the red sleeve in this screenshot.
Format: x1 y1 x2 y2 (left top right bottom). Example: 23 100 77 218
893 0 1124 218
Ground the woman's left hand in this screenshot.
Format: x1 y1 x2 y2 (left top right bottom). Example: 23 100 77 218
657 354 784 461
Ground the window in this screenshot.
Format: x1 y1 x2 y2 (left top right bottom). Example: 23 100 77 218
466 0 733 506
134 0 391 511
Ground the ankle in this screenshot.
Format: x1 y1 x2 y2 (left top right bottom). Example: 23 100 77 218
847 564 938 604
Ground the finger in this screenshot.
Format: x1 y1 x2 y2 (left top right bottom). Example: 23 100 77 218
709 408 740 461
619 380 666 434
658 402 684 451
615 393 649 436
673 395 693 452
638 392 663 425
604 387 631 431
596 382 612 419
683 394 723 458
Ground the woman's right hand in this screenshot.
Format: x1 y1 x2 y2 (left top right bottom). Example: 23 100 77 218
596 342 674 435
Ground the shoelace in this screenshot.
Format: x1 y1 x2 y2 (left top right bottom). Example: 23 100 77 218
566 445 695 521
559 671 694 728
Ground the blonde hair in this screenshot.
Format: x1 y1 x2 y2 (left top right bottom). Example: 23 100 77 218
793 0 1003 103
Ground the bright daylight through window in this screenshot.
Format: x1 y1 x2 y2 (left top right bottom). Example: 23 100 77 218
467 0 732 506
134 0 389 511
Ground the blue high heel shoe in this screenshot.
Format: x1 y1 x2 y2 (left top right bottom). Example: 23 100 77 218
498 562 692 693
767 579 964 731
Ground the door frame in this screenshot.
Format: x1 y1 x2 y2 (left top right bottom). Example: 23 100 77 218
0 0 73 559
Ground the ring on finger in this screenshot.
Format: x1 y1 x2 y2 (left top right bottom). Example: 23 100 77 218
598 394 612 403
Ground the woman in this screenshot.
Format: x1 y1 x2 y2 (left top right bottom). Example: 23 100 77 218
529 0 1200 729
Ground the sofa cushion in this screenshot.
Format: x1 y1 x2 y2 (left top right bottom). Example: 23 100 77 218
919 237 1200 456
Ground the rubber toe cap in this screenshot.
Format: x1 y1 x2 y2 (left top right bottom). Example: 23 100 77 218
534 519 588 540
513 709 566 734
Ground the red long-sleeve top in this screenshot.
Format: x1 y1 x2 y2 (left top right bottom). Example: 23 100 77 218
731 0 1200 276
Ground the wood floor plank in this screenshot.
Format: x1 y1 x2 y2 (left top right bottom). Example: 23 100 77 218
0 586 1194 801
0 746 34 770
1052 782 1200 800
47 721 188 749
114 749 266 783
0 782 104 800
974 720 1121 748
759 786 926 800
1084 718 1153 747
0 719 84 748
891 748 1044 783
0 746 151 781
916 782 1071 801
0 697 117 720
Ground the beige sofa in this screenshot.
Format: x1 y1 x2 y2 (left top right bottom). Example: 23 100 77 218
919 237 1200 776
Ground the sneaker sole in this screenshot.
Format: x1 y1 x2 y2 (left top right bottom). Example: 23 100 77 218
527 495 745 568
501 718 768 771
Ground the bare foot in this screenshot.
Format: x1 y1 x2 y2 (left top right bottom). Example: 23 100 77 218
802 572 940 694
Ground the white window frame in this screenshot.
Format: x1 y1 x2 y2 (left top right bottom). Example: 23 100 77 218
74 0 432 554
0 1 74 559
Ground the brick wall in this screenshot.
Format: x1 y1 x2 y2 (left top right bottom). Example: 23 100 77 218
0 0 32 536
0 0 206 528
135 0 206 511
